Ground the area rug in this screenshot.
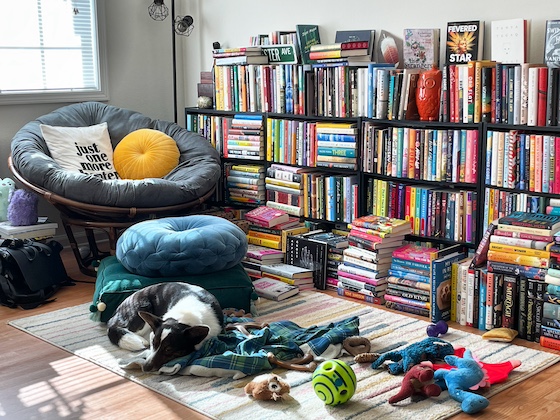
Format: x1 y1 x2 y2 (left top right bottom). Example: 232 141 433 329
9 292 560 420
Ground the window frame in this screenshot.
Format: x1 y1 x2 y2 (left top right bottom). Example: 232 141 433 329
0 0 109 105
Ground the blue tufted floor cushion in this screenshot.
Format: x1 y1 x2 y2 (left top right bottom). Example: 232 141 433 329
116 215 248 277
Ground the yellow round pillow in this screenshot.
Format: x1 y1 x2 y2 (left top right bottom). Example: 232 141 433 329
114 129 180 179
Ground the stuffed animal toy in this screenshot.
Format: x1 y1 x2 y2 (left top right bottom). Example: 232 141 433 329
388 363 442 404
7 189 39 226
0 178 15 222
432 349 490 414
244 374 291 401
431 347 521 385
369 337 455 375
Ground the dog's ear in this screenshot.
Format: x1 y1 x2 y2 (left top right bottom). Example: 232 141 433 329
184 325 210 344
138 311 164 332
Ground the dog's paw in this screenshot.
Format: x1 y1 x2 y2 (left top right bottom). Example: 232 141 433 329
119 333 150 351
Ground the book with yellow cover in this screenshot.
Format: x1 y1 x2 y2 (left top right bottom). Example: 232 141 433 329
487 250 549 268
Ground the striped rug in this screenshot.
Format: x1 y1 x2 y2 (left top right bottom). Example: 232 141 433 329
9 291 560 420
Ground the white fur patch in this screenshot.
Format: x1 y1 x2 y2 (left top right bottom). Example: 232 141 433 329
164 295 222 343
119 332 149 351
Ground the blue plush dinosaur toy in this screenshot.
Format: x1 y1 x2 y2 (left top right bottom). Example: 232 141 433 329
370 337 455 375
433 349 490 414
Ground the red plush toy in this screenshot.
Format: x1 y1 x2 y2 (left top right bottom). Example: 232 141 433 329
388 363 442 404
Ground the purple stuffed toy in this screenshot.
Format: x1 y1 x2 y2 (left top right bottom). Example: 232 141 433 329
7 189 39 226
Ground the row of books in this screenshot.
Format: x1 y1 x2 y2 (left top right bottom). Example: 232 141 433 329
366 180 477 244
444 62 560 126
362 123 479 184
482 189 558 231
485 130 560 194
267 120 358 169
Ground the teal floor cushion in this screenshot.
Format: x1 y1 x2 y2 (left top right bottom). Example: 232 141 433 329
90 256 257 323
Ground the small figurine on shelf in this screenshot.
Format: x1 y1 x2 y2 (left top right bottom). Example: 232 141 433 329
416 65 442 121
0 178 16 222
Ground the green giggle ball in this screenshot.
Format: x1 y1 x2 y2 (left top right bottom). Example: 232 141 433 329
312 360 357 405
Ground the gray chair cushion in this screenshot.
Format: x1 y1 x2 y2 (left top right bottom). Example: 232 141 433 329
10 102 221 208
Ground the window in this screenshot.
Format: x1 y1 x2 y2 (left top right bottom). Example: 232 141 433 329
0 0 108 104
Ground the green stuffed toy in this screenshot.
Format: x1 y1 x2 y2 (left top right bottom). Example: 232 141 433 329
433 349 490 414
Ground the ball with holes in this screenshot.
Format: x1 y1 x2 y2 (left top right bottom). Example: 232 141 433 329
311 360 357 405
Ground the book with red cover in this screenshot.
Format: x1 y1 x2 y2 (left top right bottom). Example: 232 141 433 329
391 243 440 264
244 206 289 227
537 66 549 126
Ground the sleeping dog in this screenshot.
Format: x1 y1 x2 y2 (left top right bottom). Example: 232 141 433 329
107 282 224 372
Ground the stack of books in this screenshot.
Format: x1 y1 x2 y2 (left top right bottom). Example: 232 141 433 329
308 39 371 65
335 215 410 305
247 218 308 252
259 262 315 291
388 243 467 321
470 211 557 344
224 115 264 160
315 122 358 170
542 259 560 350
242 244 285 280
285 229 345 290
225 163 265 206
213 46 269 66
265 163 308 216
386 244 438 317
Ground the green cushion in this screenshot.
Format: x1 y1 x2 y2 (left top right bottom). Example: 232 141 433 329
90 256 257 323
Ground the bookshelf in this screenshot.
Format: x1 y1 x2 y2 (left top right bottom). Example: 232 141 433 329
185 61 560 250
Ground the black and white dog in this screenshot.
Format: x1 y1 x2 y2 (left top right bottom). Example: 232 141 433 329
107 282 224 372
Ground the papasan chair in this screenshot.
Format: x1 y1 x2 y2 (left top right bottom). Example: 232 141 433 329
9 101 221 276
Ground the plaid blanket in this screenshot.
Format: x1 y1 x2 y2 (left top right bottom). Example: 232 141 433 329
148 315 360 377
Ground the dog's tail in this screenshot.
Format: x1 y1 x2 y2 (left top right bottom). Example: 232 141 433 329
107 326 149 351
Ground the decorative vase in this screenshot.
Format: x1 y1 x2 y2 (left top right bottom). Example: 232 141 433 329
416 65 442 121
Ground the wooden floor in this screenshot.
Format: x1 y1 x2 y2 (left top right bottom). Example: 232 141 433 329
1 250 560 419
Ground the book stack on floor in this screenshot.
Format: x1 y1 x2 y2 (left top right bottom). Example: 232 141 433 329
259 262 315 291
287 229 349 291
468 211 557 346
225 163 265 206
539 226 560 350
245 205 308 252
386 244 466 320
224 114 264 160
335 215 410 305
242 244 285 280
323 228 350 290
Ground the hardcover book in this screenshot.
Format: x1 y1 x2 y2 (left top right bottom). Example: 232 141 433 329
402 28 440 70
349 215 411 234
252 277 300 301
244 206 289 227
544 19 560 67
498 211 560 231
490 18 528 64
445 20 484 64
285 234 328 289
296 24 321 64
431 247 467 322
260 262 314 279
334 29 375 59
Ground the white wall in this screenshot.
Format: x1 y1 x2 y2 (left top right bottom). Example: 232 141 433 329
0 0 559 238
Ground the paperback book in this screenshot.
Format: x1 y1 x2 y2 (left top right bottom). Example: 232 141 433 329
545 19 560 67
252 277 300 301
244 206 289 227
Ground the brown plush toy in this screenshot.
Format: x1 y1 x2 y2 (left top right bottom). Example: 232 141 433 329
388 363 441 404
244 374 291 401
